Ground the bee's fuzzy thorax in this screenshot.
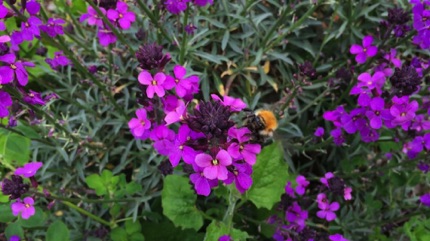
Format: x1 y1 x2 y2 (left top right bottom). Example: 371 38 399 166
255 110 278 136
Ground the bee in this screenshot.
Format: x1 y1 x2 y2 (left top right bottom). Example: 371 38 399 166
244 109 278 143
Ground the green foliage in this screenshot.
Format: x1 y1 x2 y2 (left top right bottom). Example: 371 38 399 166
204 221 249 241
46 220 70 241
404 217 430 241
162 175 204 231
110 220 144 241
0 129 31 166
247 142 288 209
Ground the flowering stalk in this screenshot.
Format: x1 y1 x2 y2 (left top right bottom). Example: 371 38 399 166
135 0 173 43
179 6 190 65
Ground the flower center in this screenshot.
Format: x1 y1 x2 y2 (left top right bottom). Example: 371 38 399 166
175 79 179 83
119 13 123 18
179 145 183 150
363 48 367 52
375 111 380 116
151 80 157 85
29 93 34 97
401 112 406 117
239 145 244 150
367 81 372 85
140 120 145 126
24 203 30 208
233 170 238 176
211 159 219 166
10 64 17 70
25 22 30 27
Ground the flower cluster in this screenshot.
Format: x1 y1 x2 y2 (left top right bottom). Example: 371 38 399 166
80 1 136 46
0 0 67 122
269 173 351 241
412 1 430 49
128 45 261 195
1 162 43 220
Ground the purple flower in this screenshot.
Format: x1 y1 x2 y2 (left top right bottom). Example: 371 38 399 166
349 35 378 64
26 0 40 15
40 18 66 37
80 6 106 27
218 235 232 241
314 127 324 137
23 90 45 105
11 197 36 219
185 24 197 34
150 125 175 155
14 162 43 178
295 175 309 196
316 196 339 222
107 2 136 30
165 0 190 14
128 108 151 140
0 90 12 118
390 99 418 127
227 127 261 165
384 49 402 68
340 107 366 134
421 193 430 207
21 16 42 41
323 106 345 127
329 234 349 241
411 114 430 132
344 186 352 200
190 164 218 196
0 2 8 19
9 235 20 241
168 125 197 166
365 97 391 129
418 161 430 173
349 86 372 106
224 163 253 193
138 71 167 98
320 172 334 187
211 94 247 112
330 128 345 146
164 100 187 125
45 51 71 70
195 149 232 180
163 65 193 97
359 126 380 143
97 27 117 46
285 181 295 198
357 71 385 92
0 53 35 86
286 202 308 231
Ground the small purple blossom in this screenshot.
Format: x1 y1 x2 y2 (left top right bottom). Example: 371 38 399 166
314 127 324 137
365 97 391 129
193 0 214 6
218 235 232 241
195 149 232 180
14 162 43 178
40 18 66 38
168 124 197 166
128 108 151 140
190 164 218 196
384 49 402 68
286 202 308 231
329 234 349 241
26 0 40 15
0 90 12 118
349 35 378 64
97 27 117 46
21 16 42 41
316 194 340 222
227 127 261 165
320 172 334 187
285 181 295 198
0 53 35 86
418 161 430 173
107 1 136 30
11 197 36 219
295 175 309 196
138 71 167 98
212 94 247 112
45 51 71 70
165 0 190 14
150 125 175 156
163 65 193 97
344 186 352 200
224 163 253 193
23 90 45 105
80 6 106 27
164 100 187 125
9 235 20 241
421 193 430 207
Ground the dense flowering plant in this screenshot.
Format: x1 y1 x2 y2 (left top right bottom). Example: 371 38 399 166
0 0 429 240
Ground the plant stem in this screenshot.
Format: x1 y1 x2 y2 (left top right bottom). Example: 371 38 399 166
223 186 239 232
61 200 112 227
179 8 189 65
136 0 172 43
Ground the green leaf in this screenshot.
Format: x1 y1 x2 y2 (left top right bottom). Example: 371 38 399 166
85 173 107 196
18 207 45 228
204 221 249 241
162 175 203 230
141 220 204 241
46 220 70 241
130 233 145 241
0 129 31 166
0 204 15 223
125 182 142 195
247 142 288 209
5 222 24 240
0 193 9 203
125 220 141 235
110 227 128 241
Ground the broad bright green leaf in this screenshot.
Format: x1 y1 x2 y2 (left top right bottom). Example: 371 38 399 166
0 204 16 223
18 207 45 228
85 173 107 196
0 129 31 166
247 142 288 209
110 227 128 241
46 220 70 241
125 220 141 235
5 222 24 240
162 175 203 231
204 221 249 241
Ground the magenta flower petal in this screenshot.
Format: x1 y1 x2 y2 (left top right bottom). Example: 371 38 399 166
216 149 232 166
355 53 367 64
362 35 373 47
107 9 119 20
195 153 212 167
325 211 337 221
138 71 152 85
203 165 218 180
227 143 241 159
154 72 166 85
349 44 363 54
0 53 16 64
15 162 43 178
194 175 211 196
0 66 14 84
236 172 252 190
366 46 378 57
173 65 187 79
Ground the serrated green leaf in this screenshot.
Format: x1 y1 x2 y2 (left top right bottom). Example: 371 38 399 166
85 174 107 196
46 220 70 241
162 175 203 230
204 221 249 241
247 142 288 209
0 204 16 223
